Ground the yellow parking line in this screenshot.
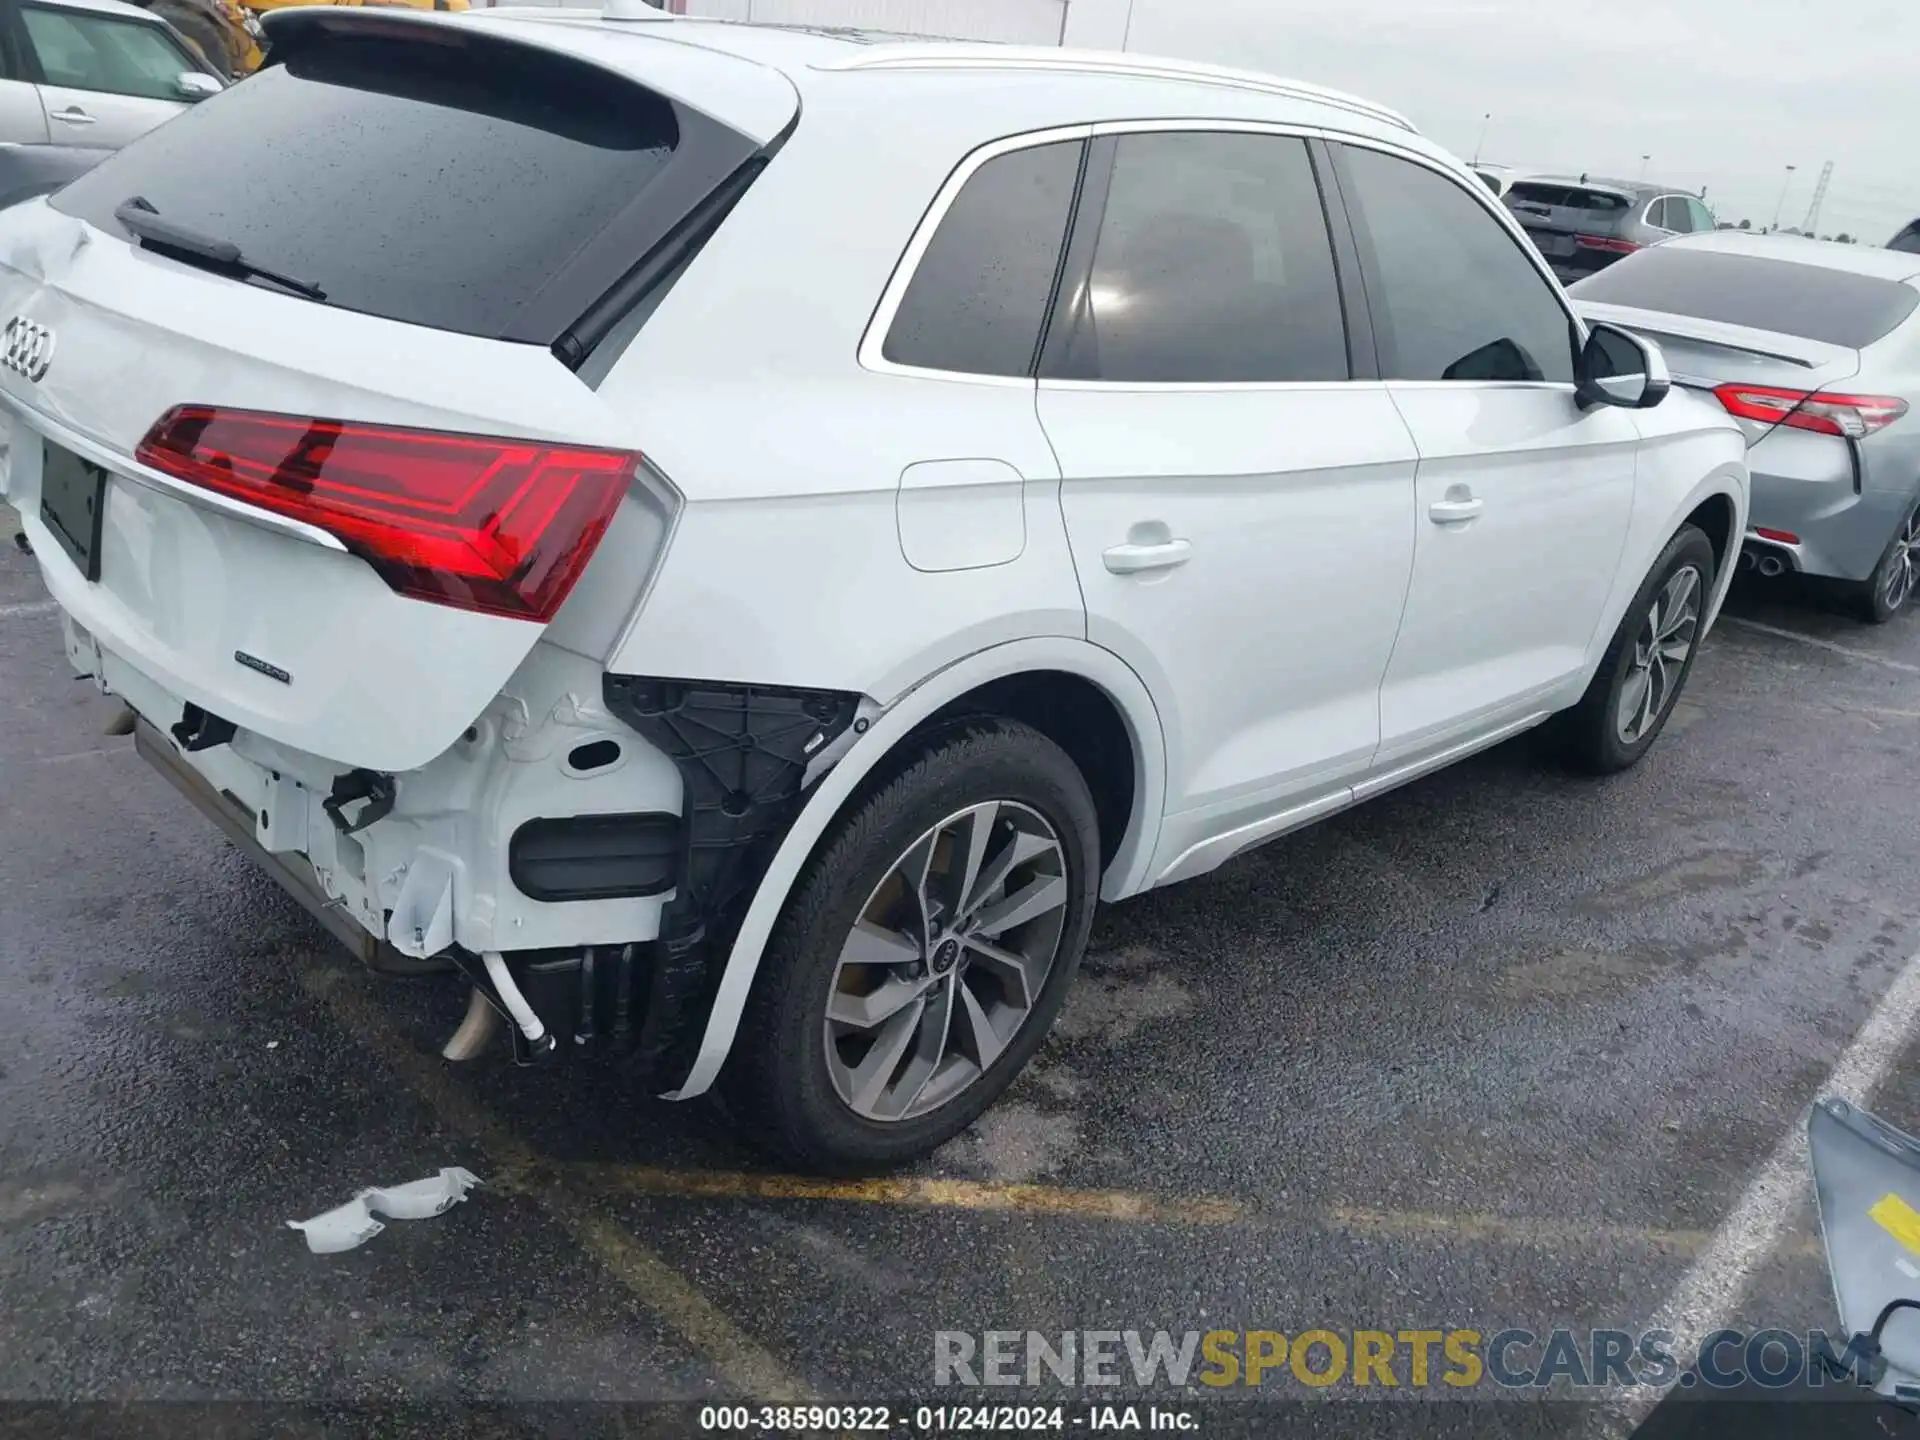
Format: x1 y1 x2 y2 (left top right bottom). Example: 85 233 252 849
298 966 816 1406
573 1163 1247 1224
1328 1205 1825 1258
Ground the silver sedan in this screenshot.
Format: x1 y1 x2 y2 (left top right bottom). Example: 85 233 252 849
1572 231 1920 622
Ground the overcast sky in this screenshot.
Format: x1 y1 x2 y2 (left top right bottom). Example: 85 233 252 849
1059 0 1918 242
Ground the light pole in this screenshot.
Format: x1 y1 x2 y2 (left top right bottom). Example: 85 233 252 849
1471 113 1491 166
1639 154 1650 178
1771 165 1797 231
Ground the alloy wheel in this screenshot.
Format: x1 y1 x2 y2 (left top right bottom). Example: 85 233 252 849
1616 564 1702 745
1880 507 1920 614
823 801 1069 1123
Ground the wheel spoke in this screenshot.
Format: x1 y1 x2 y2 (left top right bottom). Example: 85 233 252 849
827 971 932 1030
846 999 925 1115
882 979 958 1119
899 834 939 946
972 873 1068 938
948 803 999 920
838 919 920 973
960 830 1057 921
963 935 1036 1010
1661 568 1699 630
1637 659 1660 736
958 983 1005 1072
1617 667 1652 739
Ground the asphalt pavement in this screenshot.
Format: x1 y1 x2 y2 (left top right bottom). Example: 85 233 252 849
7 504 1920 1439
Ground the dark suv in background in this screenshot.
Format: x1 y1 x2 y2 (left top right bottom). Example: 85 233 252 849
1504 176 1715 282
1892 221 1920 254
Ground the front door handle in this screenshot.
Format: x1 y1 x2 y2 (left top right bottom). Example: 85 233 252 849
1103 538 1192 575
50 107 95 125
1428 492 1484 525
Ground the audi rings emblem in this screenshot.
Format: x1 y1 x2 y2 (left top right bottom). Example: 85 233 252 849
2 316 55 382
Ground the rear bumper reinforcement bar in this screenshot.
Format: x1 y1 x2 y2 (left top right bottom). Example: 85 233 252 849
133 717 382 967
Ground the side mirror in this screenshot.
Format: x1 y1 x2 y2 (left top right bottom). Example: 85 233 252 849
174 72 223 102
1577 321 1670 410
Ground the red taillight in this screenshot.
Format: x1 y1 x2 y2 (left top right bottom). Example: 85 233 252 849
1712 384 1910 439
135 406 636 622
1754 527 1801 544
1575 235 1641 254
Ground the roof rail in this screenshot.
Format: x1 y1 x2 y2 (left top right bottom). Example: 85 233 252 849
820 48 1417 134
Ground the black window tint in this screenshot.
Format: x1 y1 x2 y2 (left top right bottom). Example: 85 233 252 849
1337 145 1575 384
1664 198 1697 234
882 140 1080 377
1046 132 1347 384
1646 198 1673 231
1570 248 1920 348
54 33 728 339
1892 224 1920 255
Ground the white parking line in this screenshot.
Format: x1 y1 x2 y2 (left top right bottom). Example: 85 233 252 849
0 599 56 621
1721 615 1920 676
1596 946 1920 1435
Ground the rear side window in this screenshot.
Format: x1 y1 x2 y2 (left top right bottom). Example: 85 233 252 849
1570 247 1920 349
1891 224 1920 255
21 6 195 100
1043 131 1348 384
54 29 748 341
1336 145 1576 385
881 140 1081 378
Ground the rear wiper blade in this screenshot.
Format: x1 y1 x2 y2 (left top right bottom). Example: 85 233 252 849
113 195 327 303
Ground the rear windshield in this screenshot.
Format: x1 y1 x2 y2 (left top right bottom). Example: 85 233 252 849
1571 246 1920 349
1506 183 1631 212
54 29 723 340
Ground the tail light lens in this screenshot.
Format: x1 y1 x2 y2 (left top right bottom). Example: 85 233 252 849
1712 385 1910 439
1575 235 1641 254
136 406 636 622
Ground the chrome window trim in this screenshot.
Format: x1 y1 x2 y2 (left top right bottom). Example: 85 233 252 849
857 122 1093 389
861 120 1588 393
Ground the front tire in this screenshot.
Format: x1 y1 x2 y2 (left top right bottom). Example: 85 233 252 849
1562 524 1715 775
723 720 1100 1173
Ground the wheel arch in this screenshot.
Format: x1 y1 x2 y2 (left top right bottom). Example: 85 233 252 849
661 636 1167 1100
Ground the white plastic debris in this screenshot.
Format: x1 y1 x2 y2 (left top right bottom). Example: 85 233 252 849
287 1167 482 1254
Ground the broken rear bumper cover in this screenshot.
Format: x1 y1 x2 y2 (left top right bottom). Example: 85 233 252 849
79 609 864 1092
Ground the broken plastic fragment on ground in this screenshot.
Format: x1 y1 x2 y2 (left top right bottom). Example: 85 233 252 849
287 1167 482 1254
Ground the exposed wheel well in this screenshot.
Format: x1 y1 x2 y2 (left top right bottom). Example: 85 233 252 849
1684 492 1737 582
914 671 1138 872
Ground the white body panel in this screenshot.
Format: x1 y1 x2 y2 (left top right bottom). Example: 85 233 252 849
5 11 1749 1101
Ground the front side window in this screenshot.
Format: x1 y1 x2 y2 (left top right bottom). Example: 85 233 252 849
1662 198 1697 234
1685 198 1715 233
1646 197 1676 232
21 7 193 100
1335 144 1576 385
1043 131 1348 384
881 139 1082 378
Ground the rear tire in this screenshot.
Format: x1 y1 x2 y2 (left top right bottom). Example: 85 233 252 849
1849 500 1920 625
723 720 1099 1173
1561 525 1715 775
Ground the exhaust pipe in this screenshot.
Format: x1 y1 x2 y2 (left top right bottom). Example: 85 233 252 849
442 986 502 1062
1739 549 1758 573
1757 553 1787 578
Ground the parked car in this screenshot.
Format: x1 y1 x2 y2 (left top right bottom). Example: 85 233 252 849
1891 220 1920 255
1471 162 1520 199
1572 231 1920 621
0 137 108 209
0 0 222 149
0 10 1748 1169
1505 176 1715 283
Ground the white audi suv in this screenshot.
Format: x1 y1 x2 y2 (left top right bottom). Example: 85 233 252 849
0 6 1749 1169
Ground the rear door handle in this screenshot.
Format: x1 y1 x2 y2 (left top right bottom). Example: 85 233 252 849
1428 496 1484 525
50 107 94 125
1103 538 1192 574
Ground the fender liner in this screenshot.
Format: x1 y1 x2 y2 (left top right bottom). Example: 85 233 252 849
654 637 1168 1101
601 675 860 1084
